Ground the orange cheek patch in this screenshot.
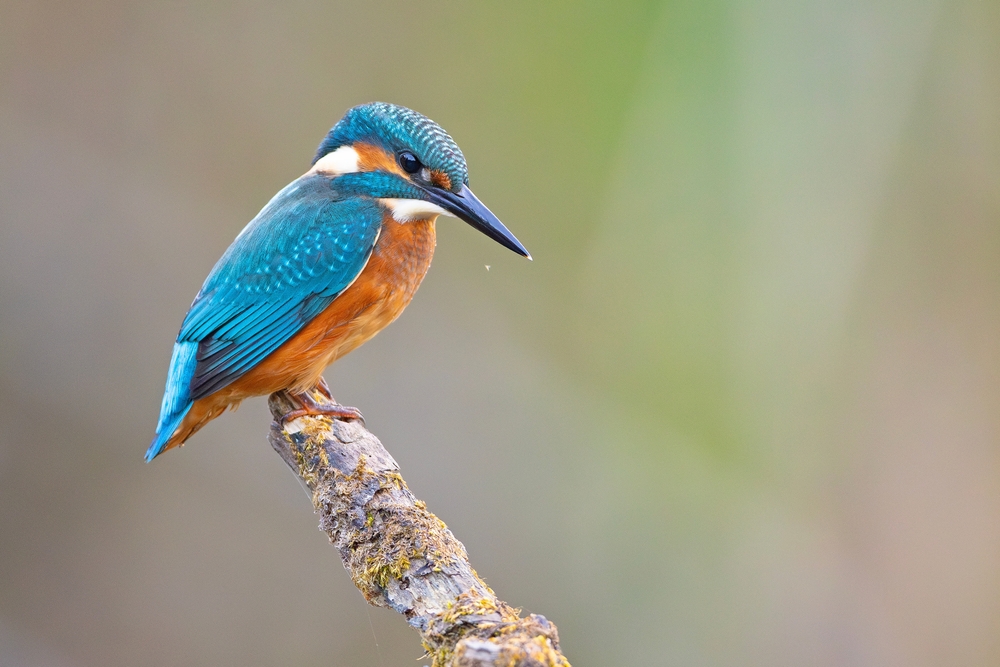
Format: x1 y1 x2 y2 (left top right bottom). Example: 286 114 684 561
353 143 455 192
430 170 452 190
354 142 408 177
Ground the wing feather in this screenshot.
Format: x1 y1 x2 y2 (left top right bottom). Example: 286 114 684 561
176 175 383 401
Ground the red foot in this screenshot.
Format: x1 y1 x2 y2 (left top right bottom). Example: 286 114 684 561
280 387 365 427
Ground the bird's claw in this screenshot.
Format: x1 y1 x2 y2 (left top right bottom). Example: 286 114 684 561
279 405 365 427
281 388 365 427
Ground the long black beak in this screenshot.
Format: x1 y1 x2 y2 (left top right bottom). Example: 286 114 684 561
421 184 531 259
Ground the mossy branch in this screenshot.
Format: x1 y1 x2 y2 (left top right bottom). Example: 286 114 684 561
267 387 571 667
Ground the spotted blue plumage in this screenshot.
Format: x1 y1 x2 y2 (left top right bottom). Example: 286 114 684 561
147 102 531 462
146 174 382 461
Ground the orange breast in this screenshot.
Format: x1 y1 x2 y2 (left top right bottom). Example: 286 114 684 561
215 212 437 401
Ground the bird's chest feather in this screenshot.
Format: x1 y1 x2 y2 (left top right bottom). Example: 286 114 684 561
308 215 436 355
228 214 436 397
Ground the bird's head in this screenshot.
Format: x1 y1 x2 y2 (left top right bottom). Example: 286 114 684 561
310 102 530 258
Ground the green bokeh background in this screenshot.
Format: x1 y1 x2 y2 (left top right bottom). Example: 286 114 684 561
2 1 999 665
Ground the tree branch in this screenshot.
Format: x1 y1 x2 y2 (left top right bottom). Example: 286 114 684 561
268 387 571 667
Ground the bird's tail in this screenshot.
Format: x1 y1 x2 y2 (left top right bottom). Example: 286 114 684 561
146 341 198 462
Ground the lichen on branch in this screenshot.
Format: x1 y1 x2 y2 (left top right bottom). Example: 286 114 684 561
267 388 571 667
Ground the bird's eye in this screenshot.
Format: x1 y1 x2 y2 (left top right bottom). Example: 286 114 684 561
398 151 421 174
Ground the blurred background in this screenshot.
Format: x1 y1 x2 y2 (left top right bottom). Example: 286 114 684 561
1 1 999 665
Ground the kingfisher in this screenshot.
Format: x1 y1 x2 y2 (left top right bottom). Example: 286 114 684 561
146 102 530 462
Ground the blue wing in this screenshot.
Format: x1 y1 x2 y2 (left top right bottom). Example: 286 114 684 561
148 174 382 460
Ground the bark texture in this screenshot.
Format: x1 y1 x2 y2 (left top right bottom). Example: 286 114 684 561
267 388 571 667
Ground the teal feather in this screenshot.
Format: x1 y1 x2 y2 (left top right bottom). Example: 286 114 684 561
146 174 382 459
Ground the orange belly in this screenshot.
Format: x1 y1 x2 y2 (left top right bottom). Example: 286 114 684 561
165 213 436 450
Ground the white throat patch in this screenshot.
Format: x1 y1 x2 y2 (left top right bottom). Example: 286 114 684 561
309 145 360 176
379 198 451 223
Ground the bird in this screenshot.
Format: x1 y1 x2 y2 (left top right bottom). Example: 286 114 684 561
146 102 530 462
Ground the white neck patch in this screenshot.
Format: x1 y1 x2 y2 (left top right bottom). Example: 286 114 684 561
379 198 451 223
309 145 360 176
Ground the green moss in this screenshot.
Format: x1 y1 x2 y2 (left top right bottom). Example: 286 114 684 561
360 552 411 590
